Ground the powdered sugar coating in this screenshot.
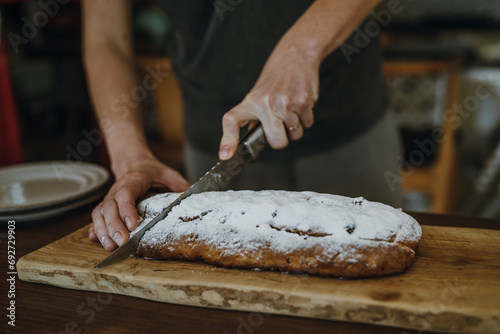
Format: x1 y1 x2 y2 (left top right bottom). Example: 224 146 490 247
135 191 421 262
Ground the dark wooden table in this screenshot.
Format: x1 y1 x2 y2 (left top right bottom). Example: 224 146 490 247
2 203 499 334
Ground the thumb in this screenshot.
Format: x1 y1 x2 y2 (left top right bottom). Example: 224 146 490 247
159 168 191 192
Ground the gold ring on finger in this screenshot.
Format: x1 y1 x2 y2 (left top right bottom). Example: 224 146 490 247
288 124 301 132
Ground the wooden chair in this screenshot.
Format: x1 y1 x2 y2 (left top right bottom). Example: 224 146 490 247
384 57 463 214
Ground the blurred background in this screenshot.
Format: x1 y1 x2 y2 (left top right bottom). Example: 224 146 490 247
1 0 500 218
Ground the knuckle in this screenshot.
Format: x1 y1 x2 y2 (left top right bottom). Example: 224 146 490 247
95 227 106 238
284 111 298 124
106 223 118 234
278 94 290 108
222 111 237 126
106 221 121 235
269 118 283 132
257 92 273 108
293 93 311 109
114 188 131 202
92 206 103 217
101 200 112 212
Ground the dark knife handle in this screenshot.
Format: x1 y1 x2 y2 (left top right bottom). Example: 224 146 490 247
240 124 267 162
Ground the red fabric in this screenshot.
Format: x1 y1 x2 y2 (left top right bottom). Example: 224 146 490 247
0 32 23 167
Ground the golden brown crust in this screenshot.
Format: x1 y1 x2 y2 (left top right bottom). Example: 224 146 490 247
137 236 418 278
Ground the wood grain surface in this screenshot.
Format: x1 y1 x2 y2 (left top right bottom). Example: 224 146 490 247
16 223 500 333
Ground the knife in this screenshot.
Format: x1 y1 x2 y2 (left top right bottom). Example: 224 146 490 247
94 124 267 268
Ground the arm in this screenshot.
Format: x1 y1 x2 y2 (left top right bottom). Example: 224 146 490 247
82 0 190 251
218 0 381 160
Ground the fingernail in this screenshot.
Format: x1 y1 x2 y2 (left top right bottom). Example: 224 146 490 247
101 235 113 250
219 145 231 160
89 231 96 240
112 231 123 245
125 216 132 230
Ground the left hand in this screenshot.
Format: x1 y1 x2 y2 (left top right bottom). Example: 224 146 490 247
218 44 319 160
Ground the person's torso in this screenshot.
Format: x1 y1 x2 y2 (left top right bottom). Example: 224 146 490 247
155 0 389 159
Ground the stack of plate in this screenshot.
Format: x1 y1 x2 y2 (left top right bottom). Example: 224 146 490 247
0 161 109 222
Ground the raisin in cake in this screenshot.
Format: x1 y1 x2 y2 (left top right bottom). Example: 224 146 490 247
134 191 422 278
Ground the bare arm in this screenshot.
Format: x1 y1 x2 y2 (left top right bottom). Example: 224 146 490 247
219 0 381 159
83 0 145 166
82 0 190 251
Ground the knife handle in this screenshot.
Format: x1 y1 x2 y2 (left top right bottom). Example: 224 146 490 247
240 124 267 162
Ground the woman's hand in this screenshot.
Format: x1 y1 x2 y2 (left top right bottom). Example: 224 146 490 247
218 43 319 160
89 152 190 251
218 0 383 161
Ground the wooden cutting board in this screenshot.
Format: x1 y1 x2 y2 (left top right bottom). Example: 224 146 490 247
17 224 500 333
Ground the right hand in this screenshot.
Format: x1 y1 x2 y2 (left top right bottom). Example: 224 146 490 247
89 153 191 251
218 39 319 160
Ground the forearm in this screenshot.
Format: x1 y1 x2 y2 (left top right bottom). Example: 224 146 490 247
82 0 152 176
268 0 381 69
84 47 151 167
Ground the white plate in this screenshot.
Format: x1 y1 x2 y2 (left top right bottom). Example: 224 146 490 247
0 187 107 222
0 161 109 212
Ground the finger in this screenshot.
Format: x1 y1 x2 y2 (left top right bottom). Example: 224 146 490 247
161 169 191 192
219 110 250 160
101 200 129 248
92 204 115 251
283 112 303 141
276 89 315 130
89 224 97 241
298 107 314 129
284 92 314 129
150 167 191 192
263 95 293 148
263 117 288 150
311 84 319 105
114 188 141 231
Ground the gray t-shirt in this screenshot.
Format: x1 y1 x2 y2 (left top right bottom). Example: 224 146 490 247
155 0 389 160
